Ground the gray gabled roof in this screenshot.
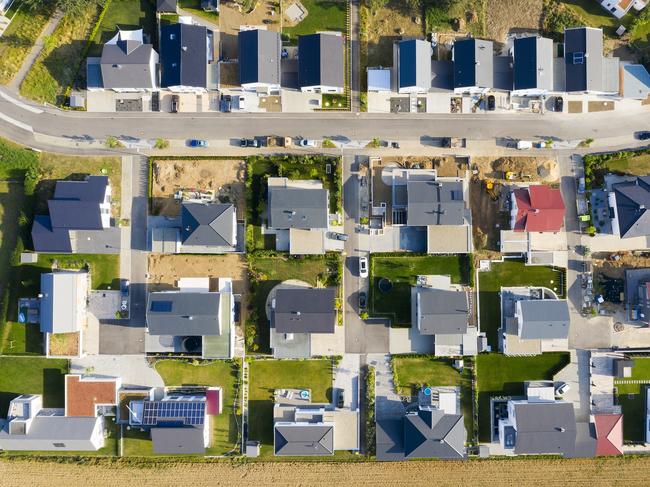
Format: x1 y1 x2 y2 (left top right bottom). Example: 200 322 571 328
147 292 220 336
100 32 157 90
273 288 336 334
397 39 432 91
39 272 84 334
403 408 466 459
564 27 604 93
0 415 100 442
160 23 207 88
181 202 235 248
416 288 469 335
238 29 281 86
274 424 334 456
268 186 328 230
47 176 109 230
613 176 650 238
298 33 344 89
151 427 205 454
31 216 72 253
513 402 577 456
453 38 493 89
517 300 570 340
513 36 553 91
407 180 466 226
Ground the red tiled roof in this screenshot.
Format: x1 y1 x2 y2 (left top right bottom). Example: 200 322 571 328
595 414 624 456
513 186 565 233
65 374 118 417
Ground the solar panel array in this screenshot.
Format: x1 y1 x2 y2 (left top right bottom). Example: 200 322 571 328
141 400 205 426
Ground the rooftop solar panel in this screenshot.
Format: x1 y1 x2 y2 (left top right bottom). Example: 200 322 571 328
150 300 173 312
139 400 206 426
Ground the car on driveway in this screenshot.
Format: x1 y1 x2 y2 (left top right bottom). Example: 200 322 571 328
299 139 317 147
337 390 345 409
487 95 495 111
333 232 348 241
554 96 564 112
189 139 208 148
358 291 367 309
636 131 650 140
359 257 368 278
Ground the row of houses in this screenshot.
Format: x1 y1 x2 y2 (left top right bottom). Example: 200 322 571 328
370 27 650 100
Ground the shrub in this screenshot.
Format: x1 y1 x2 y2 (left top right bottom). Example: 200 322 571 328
154 138 169 149
105 136 123 149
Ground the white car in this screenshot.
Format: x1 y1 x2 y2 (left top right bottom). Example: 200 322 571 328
556 382 570 395
299 139 317 147
359 257 368 278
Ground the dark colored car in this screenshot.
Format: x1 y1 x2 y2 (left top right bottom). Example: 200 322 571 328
334 233 349 241
636 131 650 141
487 95 495 111
171 95 179 113
358 291 367 309
554 96 564 112
189 139 208 148
337 390 344 408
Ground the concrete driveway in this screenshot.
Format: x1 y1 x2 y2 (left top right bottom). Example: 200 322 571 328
71 355 164 388
333 354 360 410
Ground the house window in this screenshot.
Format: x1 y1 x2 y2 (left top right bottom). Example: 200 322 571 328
170 34 176 40
573 52 584 65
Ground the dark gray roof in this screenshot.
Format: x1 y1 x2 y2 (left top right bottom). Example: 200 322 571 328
157 0 177 12
431 60 454 91
403 408 466 459
513 36 553 91
160 23 207 88
268 186 328 229
100 32 156 90
564 27 603 93
407 180 466 226
238 29 281 86
151 427 205 454
453 38 493 89
147 292 221 336
298 33 344 89
181 202 235 248
273 288 336 334
376 419 405 461
518 300 570 340
398 39 431 91
513 402 577 456
54 175 108 201
274 424 334 456
46 175 109 230
613 176 650 238
416 288 468 335
31 216 72 253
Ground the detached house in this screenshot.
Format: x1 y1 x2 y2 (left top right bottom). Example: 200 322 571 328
238 28 281 92
180 202 238 253
160 23 208 92
298 33 345 94
32 176 119 254
564 27 619 94
394 39 432 94
453 38 493 93
609 175 650 239
512 36 553 95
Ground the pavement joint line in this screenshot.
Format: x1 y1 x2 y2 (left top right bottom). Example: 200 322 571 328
0 89 43 114
0 111 33 132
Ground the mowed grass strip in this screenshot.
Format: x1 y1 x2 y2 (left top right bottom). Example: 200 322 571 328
282 0 347 39
613 357 650 442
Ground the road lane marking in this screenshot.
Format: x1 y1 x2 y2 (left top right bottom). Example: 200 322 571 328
0 90 43 114
0 111 33 132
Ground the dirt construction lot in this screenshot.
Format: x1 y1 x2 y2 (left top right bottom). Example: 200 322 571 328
485 0 544 45
380 156 469 177
3 457 650 487
472 156 558 183
219 1 280 59
151 159 245 217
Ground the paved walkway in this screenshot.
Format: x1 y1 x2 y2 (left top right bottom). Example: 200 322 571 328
333 354 360 410
367 353 403 421
70 355 164 388
9 10 63 91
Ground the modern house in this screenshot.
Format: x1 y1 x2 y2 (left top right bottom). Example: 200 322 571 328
145 277 236 358
270 287 337 358
160 23 208 92
377 387 466 461
597 0 647 19
0 374 120 451
238 28 281 92
96 29 158 92
129 394 210 455
394 39 432 94
608 175 650 239
624 268 650 325
510 186 566 233
370 165 472 254
32 176 117 254
512 36 553 95
453 38 493 93
273 388 359 456
412 275 479 356
501 287 570 356
564 27 619 94
594 413 624 456
267 177 330 255
39 271 88 335
298 33 344 94
180 202 238 253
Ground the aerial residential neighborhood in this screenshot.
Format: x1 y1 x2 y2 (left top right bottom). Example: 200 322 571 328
0 0 650 485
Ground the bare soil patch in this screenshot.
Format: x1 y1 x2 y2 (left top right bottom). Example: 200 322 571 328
219 1 280 59
592 252 650 280
48 332 79 356
485 0 544 46
151 159 245 217
380 156 469 177
3 457 650 486
472 156 558 183
470 179 509 251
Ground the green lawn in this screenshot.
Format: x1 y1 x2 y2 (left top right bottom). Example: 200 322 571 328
603 154 650 176
155 359 241 455
613 358 650 442
20 2 102 104
476 353 570 442
178 0 219 24
282 0 347 41
0 357 69 415
87 0 156 57
0 4 53 84
369 254 472 326
248 358 332 456
392 355 475 442
478 260 565 350
560 0 634 36
122 427 154 456
247 254 340 353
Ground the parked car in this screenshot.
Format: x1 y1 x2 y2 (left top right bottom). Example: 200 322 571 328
389 141 400 149
171 95 179 113
337 390 344 408
554 96 564 112
240 138 259 148
516 140 533 150
487 95 496 111
636 131 650 140
189 139 208 148
358 291 367 309
359 257 368 278
556 382 570 395
334 232 349 241
299 139 317 147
